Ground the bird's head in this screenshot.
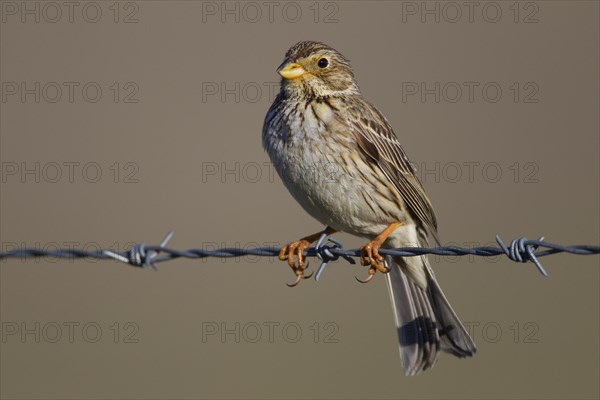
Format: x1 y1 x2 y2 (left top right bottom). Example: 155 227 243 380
277 41 360 98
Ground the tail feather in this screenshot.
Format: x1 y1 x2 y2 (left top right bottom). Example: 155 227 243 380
387 266 424 374
426 272 477 357
385 254 476 376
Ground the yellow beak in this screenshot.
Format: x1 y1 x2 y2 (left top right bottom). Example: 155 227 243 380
277 62 307 80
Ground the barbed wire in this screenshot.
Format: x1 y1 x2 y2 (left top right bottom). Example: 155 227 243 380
1 230 599 280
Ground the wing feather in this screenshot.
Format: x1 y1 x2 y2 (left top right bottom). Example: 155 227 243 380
343 97 440 244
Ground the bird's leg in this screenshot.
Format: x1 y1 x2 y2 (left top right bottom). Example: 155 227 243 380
357 221 404 283
279 227 337 286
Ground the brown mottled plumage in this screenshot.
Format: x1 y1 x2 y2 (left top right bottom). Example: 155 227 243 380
263 41 476 375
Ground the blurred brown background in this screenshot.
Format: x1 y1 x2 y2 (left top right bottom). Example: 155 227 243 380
1 1 598 399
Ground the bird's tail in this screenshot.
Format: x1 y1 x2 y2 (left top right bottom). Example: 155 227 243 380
384 254 476 376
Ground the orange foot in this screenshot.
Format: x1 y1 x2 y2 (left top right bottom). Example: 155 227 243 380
279 227 335 287
357 221 404 284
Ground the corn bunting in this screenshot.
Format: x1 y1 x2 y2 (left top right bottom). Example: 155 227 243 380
262 41 476 375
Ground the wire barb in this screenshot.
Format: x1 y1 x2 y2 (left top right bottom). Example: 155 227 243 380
103 231 174 270
495 235 548 277
313 231 355 282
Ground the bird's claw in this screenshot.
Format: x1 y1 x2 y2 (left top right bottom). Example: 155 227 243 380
279 240 312 287
355 268 376 284
356 240 390 283
286 274 302 287
286 268 313 287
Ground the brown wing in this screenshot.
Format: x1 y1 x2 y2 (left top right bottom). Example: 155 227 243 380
344 97 440 245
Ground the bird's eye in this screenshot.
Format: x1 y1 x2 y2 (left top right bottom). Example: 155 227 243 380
317 58 329 68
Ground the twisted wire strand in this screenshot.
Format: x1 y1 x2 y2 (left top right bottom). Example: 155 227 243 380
1 231 598 278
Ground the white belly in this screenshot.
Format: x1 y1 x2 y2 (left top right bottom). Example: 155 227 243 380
264 101 412 239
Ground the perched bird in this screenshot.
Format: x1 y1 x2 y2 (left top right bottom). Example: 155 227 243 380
262 41 476 375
